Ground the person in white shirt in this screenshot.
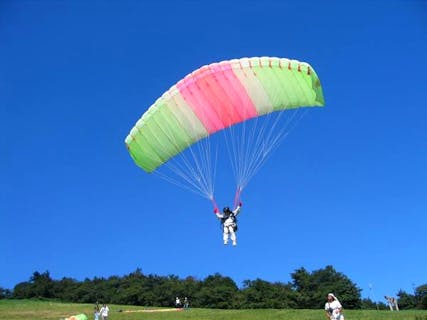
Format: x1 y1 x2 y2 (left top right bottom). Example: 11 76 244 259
214 202 242 246
324 293 344 320
99 304 109 320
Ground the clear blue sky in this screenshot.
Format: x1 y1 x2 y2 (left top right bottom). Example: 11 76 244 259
1 0 426 304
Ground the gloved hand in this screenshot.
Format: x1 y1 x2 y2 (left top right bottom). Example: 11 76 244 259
214 207 219 213
239 201 242 207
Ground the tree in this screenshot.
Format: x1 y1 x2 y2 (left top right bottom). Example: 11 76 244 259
53 277 79 302
291 265 361 309
291 267 312 308
360 298 378 309
397 289 416 309
12 282 32 299
114 269 146 306
195 273 240 309
0 287 11 299
241 279 273 308
30 271 55 299
13 271 55 299
11 267 410 310
415 284 427 309
241 279 297 309
180 276 202 307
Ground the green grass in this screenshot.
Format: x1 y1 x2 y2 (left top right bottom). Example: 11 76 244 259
1 300 426 320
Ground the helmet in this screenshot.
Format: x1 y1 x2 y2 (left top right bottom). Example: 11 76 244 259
223 207 231 213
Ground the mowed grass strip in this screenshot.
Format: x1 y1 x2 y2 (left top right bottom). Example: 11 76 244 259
1 300 427 320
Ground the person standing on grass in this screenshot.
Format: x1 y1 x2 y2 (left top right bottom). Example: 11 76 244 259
94 306 100 320
324 293 344 320
183 297 189 309
99 304 109 320
175 296 181 308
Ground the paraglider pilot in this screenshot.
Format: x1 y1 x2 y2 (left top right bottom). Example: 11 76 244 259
214 202 242 246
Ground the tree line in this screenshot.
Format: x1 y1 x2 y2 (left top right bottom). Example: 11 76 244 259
1 265 425 309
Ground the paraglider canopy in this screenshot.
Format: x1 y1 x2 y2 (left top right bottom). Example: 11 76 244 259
63 314 88 320
125 56 324 202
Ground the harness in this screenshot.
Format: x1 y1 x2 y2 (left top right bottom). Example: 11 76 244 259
220 213 238 231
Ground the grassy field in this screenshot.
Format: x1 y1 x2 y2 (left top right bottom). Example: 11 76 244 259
1 300 427 320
